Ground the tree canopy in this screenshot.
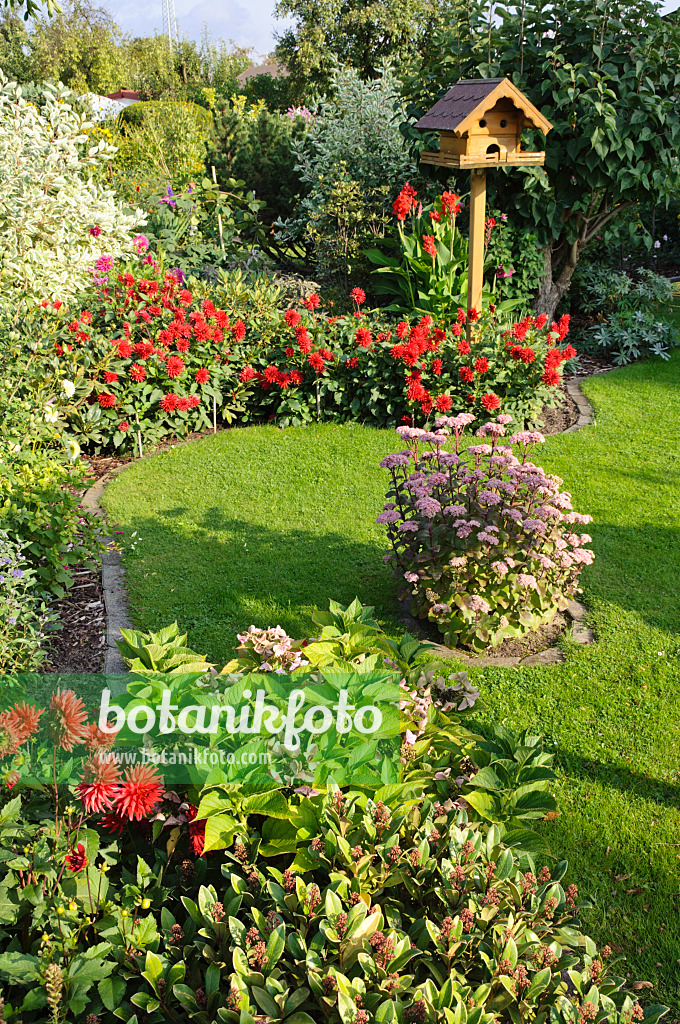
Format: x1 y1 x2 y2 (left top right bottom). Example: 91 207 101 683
402 0 680 316
274 0 462 90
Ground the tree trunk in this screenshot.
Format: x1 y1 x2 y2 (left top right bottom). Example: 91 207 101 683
534 242 580 322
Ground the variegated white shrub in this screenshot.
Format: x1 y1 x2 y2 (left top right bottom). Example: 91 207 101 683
0 76 145 303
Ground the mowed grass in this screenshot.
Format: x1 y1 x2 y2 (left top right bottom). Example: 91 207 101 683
103 350 680 1013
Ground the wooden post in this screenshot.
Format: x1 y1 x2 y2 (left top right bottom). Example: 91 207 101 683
467 168 487 339
212 393 217 434
134 411 143 459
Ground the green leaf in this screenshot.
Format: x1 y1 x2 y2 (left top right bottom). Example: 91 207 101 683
99 976 127 1011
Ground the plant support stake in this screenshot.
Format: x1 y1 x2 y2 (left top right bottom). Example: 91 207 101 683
211 165 225 253
134 411 143 459
213 394 217 434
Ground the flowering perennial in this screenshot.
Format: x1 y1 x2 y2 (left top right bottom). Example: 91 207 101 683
378 415 594 648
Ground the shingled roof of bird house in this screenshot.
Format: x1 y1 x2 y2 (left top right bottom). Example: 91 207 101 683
415 77 552 169
414 78 551 134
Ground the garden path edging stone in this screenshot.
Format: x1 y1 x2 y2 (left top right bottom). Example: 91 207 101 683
86 378 597 674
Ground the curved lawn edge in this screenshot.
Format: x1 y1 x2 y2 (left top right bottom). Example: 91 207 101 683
89 376 598 673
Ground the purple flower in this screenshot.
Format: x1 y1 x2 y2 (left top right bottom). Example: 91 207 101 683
468 595 491 614
376 510 400 524
380 452 410 468
415 496 441 518
95 254 114 273
404 572 419 583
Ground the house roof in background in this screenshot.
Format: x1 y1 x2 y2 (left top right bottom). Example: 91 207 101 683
237 61 288 87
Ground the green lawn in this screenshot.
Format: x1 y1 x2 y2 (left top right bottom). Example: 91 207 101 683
103 351 680 1013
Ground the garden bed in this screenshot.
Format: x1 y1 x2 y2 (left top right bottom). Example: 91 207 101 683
41 566 106 673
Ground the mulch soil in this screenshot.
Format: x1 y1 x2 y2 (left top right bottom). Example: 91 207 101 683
465 614 566 659
41 566 107 674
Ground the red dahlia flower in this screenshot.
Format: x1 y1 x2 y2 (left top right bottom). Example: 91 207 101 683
232 319 246 342
166 356 185 379
432 358 442 375
435 394 453 412
308 352 325 372
347 356 359 368
289 370 303 384
160 394 179 412
474 357 489 373
561 344 577 361
284 309 301 328
76 755 122 812
2 701 42 744
535 313 549 329
194 368 209 384
118 421 129 432
285 347 294 357
114 763 164 821
47 689 88 751
117 342 132 358
187 805 206 856
481 393 500 411
239 367 257 383
98 393 116 408
177 397 190 411
130 364 146 382
303 293 321 310
457 308 466 325
65 843 87 873
467 307 479 322
188 395 200 408
103 371 118 384
355 327 372 348
542 369 561 386
179 290 192 305
350 287 366 305
459 366 474 383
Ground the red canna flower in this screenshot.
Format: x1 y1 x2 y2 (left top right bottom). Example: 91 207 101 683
47 690 88 751
65 843 87 873
441 191 462 216
113 763 164 821
422 235 437 259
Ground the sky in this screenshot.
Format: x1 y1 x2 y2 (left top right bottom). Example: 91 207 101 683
110 0 289 59
109 0 679 61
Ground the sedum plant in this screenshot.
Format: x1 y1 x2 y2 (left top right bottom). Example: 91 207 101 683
0 75 143 303
378 415 594 650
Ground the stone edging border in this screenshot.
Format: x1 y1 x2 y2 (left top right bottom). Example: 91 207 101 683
84 377 596 674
